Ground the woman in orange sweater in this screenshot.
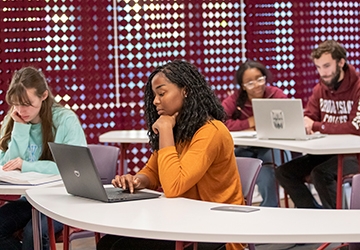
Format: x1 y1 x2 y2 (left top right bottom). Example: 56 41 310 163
97 60 244 250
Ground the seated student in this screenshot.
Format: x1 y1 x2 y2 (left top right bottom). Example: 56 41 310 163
275 40 360 209
222 60 289 207
0 66 87 250
97 60 245 250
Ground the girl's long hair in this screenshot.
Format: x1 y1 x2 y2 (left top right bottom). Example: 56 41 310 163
0 66 59 160
144 60 226 151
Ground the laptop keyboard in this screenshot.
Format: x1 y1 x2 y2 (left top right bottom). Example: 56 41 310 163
104 187 160 202
105 188 132 201
304 133 326 140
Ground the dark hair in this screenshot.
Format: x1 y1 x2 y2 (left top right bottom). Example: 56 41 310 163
144 60 226 151
233 60 271 119
311 40 347 65
0 66 59 160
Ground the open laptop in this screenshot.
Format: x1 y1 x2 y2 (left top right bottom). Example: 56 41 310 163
48 142 161 202
252 99 325 140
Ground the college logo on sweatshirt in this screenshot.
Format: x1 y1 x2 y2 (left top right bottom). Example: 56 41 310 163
320 98 352 123
320 98 360 130
352 100 360 130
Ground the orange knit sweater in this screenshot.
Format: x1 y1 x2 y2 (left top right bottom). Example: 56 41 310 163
139 120 245 250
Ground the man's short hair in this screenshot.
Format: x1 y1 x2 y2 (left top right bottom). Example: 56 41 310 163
311 40 347 62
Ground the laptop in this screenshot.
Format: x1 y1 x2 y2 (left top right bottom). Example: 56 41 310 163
48 142 161 202
252 99 325 140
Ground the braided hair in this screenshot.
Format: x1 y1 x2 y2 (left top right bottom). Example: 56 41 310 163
232 60 271 120
144 60 226 151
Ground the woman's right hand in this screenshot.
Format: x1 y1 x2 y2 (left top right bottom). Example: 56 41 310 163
112 174 142 193
2 157 23 171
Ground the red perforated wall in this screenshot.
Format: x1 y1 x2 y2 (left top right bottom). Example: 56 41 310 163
1 0 359 174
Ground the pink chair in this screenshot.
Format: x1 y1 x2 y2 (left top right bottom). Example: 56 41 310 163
0 195 21 206
350 174 360 209
236 157 263 206
347 174 360 250
236 157 262 250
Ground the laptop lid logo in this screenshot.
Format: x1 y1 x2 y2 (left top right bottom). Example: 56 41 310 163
270 110 285 129
74 170 80 178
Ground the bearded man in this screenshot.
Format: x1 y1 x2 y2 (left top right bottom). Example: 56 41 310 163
275 40 360 209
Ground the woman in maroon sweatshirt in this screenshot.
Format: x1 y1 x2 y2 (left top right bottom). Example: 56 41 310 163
222 60 289 207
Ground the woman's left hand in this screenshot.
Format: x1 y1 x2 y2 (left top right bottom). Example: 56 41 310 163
2 157 23 171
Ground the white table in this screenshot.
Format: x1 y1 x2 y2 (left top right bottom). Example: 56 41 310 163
231 133 360 209
26 186 360 247
231 133 360 155
99 130 148 175
0 180 63 195
99 130 148 144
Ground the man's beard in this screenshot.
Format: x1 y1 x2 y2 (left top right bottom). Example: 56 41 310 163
321 65 341 90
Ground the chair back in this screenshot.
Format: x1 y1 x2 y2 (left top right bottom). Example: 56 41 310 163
236 157 262 205
88 144 119 184
350 174 360 209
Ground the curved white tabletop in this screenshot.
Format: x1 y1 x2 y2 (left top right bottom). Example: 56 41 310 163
99 130 360 155
26 186 360 244
231 133 360 155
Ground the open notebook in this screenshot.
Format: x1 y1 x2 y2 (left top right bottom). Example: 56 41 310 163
0 168 61 185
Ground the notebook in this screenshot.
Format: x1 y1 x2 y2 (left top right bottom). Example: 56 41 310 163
48 142 161 202
252 99 325 140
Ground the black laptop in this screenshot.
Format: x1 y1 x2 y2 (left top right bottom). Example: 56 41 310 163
48 142 161 202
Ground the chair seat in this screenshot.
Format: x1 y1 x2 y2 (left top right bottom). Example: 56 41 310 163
0 195 21 208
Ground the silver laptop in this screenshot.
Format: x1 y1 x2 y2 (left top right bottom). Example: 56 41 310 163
252 99 325 140
48 142 160 202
